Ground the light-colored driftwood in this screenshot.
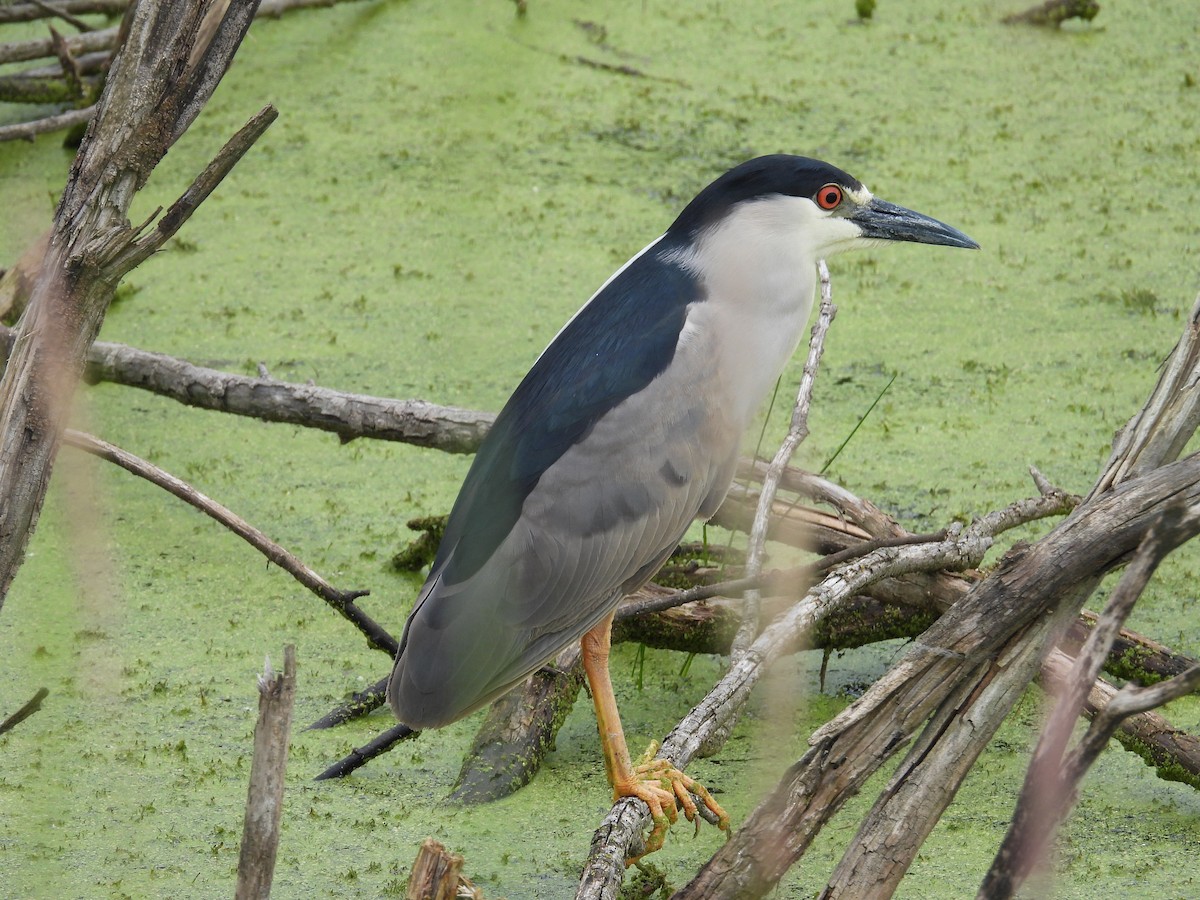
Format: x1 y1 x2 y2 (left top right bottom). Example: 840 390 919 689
235 646 297 900
405 837 484 900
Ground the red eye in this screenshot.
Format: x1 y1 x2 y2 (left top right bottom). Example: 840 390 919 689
816 184 843 210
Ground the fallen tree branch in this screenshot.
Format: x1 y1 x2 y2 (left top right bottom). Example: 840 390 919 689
61 428 396 654
0 103 94 142
980 507 1200 898
306 674 388 730
671 451 1200 900
313 723 418 781
1044 648 1200 789
805 291 1200 900
0 0 373 142
0 0 128 25
1064 608 1200 687
0 23 117 65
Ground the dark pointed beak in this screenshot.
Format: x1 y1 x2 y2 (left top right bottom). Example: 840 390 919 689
849 198 979 249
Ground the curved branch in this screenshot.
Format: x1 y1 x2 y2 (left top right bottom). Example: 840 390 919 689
63 429 397 655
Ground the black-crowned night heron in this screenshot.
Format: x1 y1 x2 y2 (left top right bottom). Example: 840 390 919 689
388 154 977 857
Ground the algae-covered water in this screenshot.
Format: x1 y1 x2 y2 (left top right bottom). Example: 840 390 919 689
2 1 1200 897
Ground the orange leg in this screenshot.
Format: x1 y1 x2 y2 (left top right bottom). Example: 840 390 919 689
580 611 730 863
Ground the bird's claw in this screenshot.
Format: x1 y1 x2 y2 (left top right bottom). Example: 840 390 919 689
616 742 730 865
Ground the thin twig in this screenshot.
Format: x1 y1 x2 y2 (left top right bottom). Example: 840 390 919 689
108 104 280 271
48 26 85 100
306 675 389 730
313 723 418 781
0 104 94 142
732 260 836 658
0 0 128 25
62 429 398 655
0 25 117 65
28 0 95 32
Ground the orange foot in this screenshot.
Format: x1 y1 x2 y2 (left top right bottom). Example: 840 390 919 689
614 743 730 864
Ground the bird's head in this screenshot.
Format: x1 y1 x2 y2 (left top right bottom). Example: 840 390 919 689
666 155 978 264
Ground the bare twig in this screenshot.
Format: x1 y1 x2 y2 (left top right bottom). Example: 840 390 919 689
62 429 397 655
313 723 418 781
731 260 836 658
0 0 128 25
1088 294 1200 500
235 646 297 900
306 674 389 730
0 26 118 65
1043 648 1200 789
0 104 94 142
29 0 95 32
63 334 493 453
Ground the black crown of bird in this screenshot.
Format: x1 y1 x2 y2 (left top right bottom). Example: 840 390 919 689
387 154 977 861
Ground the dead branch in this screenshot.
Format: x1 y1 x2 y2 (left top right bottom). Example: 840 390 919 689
980 508 1200 898
0 686 49 735
577 489 1074 899
0 0 128 25
306 674 388 730
405 838 484 900
732 260 835 658
81 337 495 452
0 23 117 65
1064 609 1200 686
1043 649 1200 789
2 328 495 452
313 723 418 781
1089 297 1200 500
0 0 372 143
0 104 94 142
802 292 1200 900
34 0 95 33
61 428 396 654
235 646 297 900
0 0 270 610
449 643 585 804
671 449 1200 900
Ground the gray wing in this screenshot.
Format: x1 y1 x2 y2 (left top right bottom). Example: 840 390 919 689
387 375 740 730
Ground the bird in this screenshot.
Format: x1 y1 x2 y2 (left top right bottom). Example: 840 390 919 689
387 154 977 858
